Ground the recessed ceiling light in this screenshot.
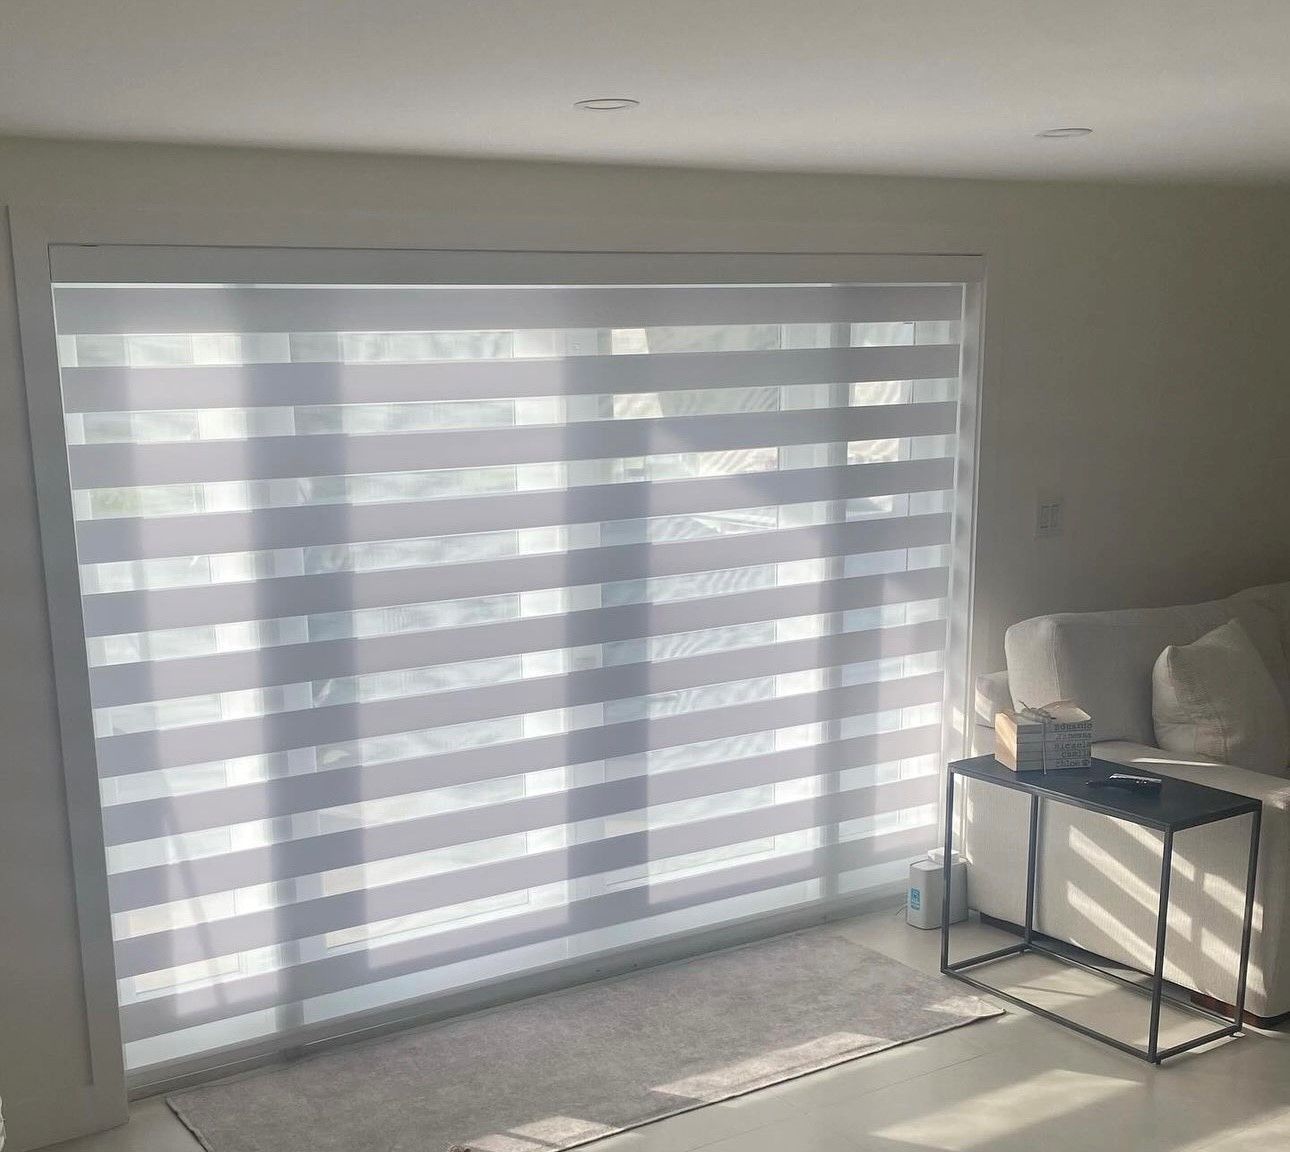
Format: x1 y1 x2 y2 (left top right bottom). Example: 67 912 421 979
574 98 640 111
1037 127 1093 138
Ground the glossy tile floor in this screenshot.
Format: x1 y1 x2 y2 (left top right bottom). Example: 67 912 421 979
52 910 1290 1152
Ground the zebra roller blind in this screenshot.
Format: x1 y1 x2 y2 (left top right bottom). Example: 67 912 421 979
48 252 978 1076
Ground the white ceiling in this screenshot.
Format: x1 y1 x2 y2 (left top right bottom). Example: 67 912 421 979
2 0 1289 181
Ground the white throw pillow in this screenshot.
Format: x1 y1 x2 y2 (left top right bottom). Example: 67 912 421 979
1152 618 1290 774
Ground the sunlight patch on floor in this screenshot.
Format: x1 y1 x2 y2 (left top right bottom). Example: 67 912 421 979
874 1068 1137 1150
651 1032 885 1098
1174 1107 1290 1151
466 1115 619 1152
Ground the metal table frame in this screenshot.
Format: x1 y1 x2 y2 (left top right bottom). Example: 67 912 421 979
940 759 1262 1064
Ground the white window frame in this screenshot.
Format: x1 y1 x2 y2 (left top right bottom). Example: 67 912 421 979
10 205 989 1107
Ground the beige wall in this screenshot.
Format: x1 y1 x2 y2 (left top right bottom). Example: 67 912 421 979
1 136 1288 1147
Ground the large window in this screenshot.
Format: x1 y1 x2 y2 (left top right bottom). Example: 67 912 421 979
44 251 980 1078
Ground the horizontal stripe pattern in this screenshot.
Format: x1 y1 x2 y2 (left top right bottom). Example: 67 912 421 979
98 664 945 789
52 273 966 1071
81 514 950 634
68 403 957 487
73 458 955 565
113 768 939 978
89 574 949 710
55 283 964 334
118 822 936 1043
108 731 942 915
61 344 960 412
95 641 945 777
101 720 942 849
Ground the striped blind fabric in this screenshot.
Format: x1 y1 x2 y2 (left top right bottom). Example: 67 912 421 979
50 267 973 1076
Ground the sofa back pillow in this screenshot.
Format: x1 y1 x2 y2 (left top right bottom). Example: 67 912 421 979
1152 618 1290 775
1228 582 1290 717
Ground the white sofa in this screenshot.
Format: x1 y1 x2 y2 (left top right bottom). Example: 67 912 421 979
965 581 1290 1022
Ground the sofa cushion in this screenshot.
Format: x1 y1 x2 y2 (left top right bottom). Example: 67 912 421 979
1006 602 1228 744
1152 619 1290 774
1229 582 1290 715
1006 588 1290 745
1231 580 1290 648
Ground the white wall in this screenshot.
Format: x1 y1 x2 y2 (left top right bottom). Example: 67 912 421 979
1 136 1288 1148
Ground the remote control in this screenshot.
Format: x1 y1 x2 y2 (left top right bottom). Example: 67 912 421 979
1086 773 1163 793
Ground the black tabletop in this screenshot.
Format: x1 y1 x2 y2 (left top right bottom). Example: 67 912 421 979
949 755 1261 832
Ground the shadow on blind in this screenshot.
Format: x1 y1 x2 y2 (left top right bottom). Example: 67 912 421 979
50 275 973 1076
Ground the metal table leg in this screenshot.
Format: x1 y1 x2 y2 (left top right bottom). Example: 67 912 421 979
1232 807 1262 1029
940 767 956 973
1023 793 1040 948
1147 830 1175 1063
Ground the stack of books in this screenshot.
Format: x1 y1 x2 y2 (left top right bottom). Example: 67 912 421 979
995 701 1093 772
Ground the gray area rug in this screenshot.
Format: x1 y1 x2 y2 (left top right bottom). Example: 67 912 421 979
169 924 1001 1152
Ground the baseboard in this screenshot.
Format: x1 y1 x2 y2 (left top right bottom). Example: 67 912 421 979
1189 992 1290 1030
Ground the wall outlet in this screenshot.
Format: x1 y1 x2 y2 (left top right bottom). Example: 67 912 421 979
1036 497 1063 538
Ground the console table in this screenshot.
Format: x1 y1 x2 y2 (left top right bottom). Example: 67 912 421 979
940 755 1262 1063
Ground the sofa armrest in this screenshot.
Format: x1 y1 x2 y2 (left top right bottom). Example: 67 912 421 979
1095 740 1290 1010
1094 741 1290 807
970 670 1011 755
975 670 1012 725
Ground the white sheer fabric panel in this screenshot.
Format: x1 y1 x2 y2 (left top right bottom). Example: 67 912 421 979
51 278 969 1074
